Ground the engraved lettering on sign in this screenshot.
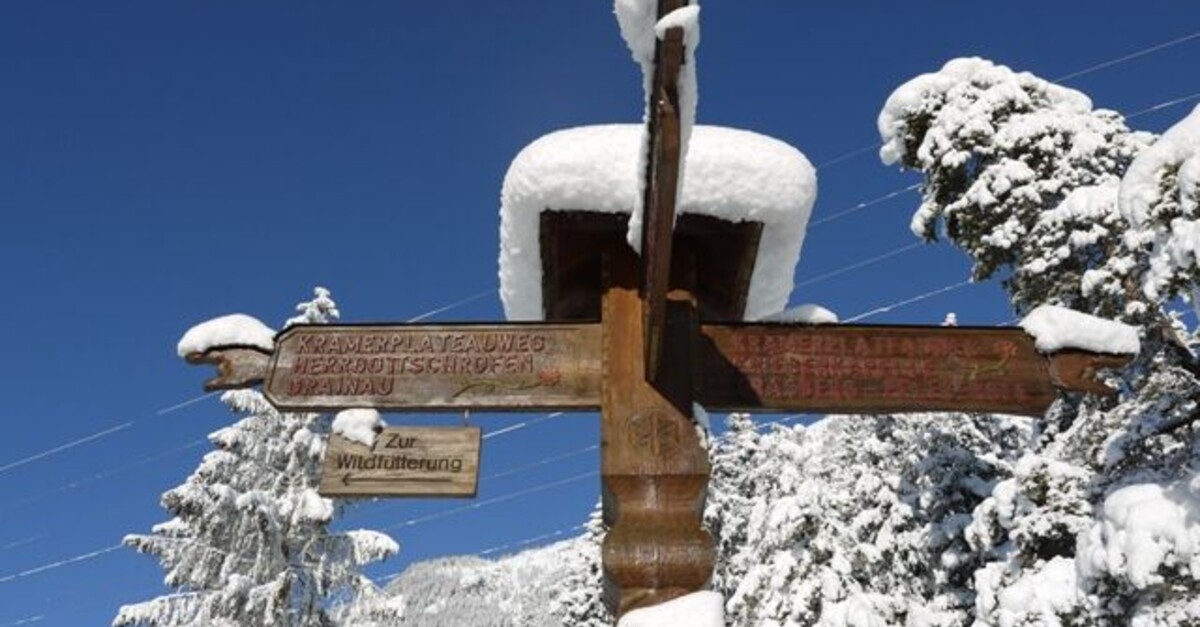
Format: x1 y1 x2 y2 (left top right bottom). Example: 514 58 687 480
700 325 1056 413
265 325 602 410
319 426 481 498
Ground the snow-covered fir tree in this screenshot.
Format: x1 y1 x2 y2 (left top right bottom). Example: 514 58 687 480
706 412 1031 627
877 57 1154 321
881 59 1200 626
115 288 398 627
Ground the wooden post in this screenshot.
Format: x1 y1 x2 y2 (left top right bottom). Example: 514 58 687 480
600 244 714 618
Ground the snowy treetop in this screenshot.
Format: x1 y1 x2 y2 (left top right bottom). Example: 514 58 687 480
176 313 275 358
877 57 1095 168
499 124 817 321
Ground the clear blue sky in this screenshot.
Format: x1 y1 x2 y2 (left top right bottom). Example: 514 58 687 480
1 2 1196 624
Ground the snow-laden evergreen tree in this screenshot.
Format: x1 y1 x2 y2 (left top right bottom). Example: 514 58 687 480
707 412 1031 627
878 57 1154 320
115 288 398 627
881 60 1200 626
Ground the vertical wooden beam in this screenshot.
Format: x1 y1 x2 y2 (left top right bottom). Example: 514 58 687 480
601 244 714 619
641 0 688 383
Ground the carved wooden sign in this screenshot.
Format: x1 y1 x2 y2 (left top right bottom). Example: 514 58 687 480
263 324 602 412
318 426 481 498
698 324 1065 415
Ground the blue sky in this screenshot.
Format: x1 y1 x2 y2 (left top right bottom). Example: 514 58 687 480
1 2 1197 625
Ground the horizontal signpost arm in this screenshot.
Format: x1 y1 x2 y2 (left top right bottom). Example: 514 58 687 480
184 321 1132 417
694 323 1133 417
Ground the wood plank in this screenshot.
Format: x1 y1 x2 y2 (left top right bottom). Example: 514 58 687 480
318 426 481 498
600 244 713 618
641 0 689 383
696 324 1061 416
263 323 602 412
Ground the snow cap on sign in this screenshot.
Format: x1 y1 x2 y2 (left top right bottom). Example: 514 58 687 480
499 124 817 321
332 409 386 448
1019 305 1139 355
176 313 276 358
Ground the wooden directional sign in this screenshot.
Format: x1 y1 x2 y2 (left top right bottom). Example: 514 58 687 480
263 323 602 412
318 426 481 498
698 324 1064 415
192 322 1126 418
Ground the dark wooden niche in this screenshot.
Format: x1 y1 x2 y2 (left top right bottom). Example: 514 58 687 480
539 211 763 322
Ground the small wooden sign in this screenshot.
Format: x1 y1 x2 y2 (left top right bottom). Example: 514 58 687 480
697 324 1060 416
319 426 482 498
264 323 602 412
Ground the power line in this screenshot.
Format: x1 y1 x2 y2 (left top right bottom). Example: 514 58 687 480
0 422 136 477
3 439 208 514
477 523 589 557
482 411 570 441
0 544 123 585
814 142 881 170
795 242 924 289
844 280 974 323
481 444 599 482
809 184 921 228
1054 30 1200 83
1126 90 1200 119
0 536 40 553
382 470 598 532
405 289 495 323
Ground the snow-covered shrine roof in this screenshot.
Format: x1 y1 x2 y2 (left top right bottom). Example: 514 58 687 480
499 124 817 321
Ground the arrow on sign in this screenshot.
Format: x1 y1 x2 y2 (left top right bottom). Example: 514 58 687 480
339 474 456 486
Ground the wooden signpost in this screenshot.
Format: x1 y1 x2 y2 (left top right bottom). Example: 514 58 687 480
319 426 481 498
183 0 1135 621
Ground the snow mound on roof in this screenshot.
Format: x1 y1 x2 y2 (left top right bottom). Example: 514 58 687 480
617 591 723 627
1119 104 1200 301
1019 305 1139 354
499 124 817 321
176 314 275 358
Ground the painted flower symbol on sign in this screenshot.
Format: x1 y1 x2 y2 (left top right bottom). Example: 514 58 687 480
538 367 562 387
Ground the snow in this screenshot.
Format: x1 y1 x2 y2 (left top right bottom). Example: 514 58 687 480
176 313 275 358
1019 305 1139 354
616 591 724 627
1077 476 1200 590
878 57 1093 167
979 557 1080 627
332 408 386 447
1119 104 1200 301
500 124 817 321
761 303 838 324
614 0 701 253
